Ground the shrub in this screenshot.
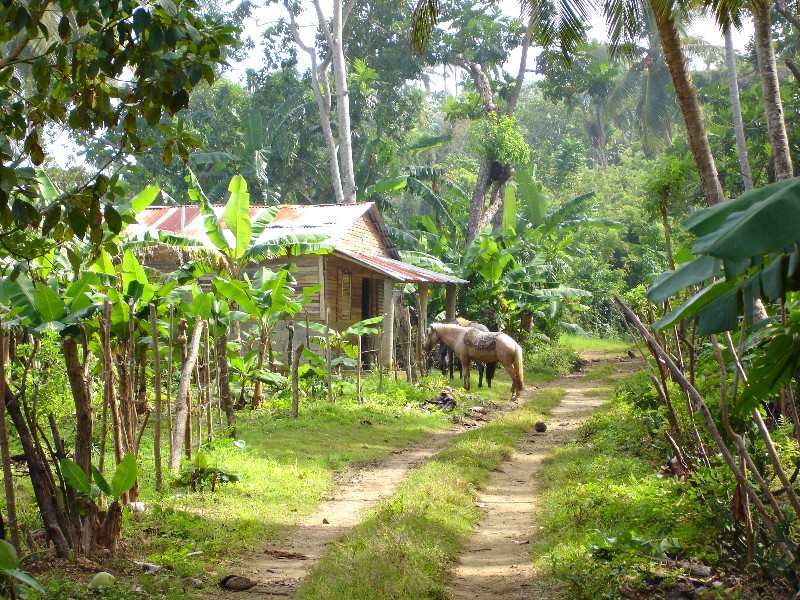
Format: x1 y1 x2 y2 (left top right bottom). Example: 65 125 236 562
469 113 530 165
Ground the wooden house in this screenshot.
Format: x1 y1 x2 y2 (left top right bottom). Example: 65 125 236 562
133 202 466 367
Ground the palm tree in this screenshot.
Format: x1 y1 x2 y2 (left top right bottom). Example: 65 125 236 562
752 0 793 180
413 0 727 206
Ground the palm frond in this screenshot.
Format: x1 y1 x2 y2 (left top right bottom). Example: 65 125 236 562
398 250 454 274
527 0 593 60
541 191 596 233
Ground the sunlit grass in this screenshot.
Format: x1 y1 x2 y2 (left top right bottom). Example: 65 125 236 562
298 388 565 599
528 382 717 598
561 334 634 354
23 371 515 599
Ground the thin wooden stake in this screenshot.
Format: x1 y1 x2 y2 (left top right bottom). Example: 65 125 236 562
357 334 362 403
326 308 333 403
167 305 174 457
149 304 163 492
291 342 304 419
205 320 213 442
377 330 384 394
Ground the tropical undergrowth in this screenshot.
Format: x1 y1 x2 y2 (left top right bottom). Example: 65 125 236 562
531 369 794 599
297 386 564 599
525 333 633 381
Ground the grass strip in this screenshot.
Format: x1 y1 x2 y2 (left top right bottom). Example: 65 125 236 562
529 388 718 598
298 388 565 600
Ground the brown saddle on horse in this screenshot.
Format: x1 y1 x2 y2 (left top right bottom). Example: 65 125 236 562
463 328 499 350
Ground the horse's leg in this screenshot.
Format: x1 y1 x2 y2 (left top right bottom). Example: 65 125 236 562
461 355 471 391
477 361 484 388
486 362 496 388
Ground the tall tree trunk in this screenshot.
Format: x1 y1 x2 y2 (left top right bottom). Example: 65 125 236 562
4 384 71 556
286 4 344 204
328 0 357 202
170 320 205 471
725 27 754 191
216 329 236 437
753 1 793 180
62 338 93 477
651 1 724 206
0 329 19 550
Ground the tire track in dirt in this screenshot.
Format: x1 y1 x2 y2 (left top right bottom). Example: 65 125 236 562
448 356 641 600
214 394 523 599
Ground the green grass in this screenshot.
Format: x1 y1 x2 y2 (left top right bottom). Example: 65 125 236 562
24 371 516 599
560 334 634 354
297 388 565 599
528 383 718 599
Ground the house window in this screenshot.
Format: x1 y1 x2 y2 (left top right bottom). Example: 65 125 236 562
339 270 352 321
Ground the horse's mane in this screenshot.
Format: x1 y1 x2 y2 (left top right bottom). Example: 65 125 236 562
430 323 467 332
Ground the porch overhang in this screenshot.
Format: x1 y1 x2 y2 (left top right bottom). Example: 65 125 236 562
335 249 467 285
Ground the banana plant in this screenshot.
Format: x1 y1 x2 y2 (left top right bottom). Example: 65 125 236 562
0 540 45 598
213 265 318 407
157 174 332 282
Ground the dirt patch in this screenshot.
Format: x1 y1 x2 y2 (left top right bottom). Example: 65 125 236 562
448 355 641 600
212 395 522 598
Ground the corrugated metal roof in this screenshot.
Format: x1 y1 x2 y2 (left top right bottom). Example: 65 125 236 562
257 203 372 246
133 203 462 285
337 249 467 284
133 203 399 254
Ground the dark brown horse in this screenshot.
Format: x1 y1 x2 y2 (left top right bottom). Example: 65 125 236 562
425 323 524 399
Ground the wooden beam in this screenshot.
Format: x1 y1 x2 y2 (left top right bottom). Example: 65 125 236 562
382 279 395 368
416 283 428 373
445 283 457 322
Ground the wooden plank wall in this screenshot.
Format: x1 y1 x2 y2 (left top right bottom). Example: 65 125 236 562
339 215 391 257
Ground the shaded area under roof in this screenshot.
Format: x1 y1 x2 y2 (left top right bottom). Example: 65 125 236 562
337 249 466 285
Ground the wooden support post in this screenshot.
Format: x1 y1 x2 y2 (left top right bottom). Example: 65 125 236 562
326 308 334 402
357 334 362 403
149 304 163 492
381 279 395 369
417 283 428 376
445 283 457 322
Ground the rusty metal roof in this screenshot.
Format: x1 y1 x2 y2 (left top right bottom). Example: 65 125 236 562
133 203 399 256
257 203 395 250
337 249 467 284
133 203 462 285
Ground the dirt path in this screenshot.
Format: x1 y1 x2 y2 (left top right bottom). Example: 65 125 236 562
216 395 522 598
448 355 641 600
216 354 639 599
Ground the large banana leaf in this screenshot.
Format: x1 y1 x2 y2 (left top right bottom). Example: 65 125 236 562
364 176 408 196
398 250 455 274
646 255 720 304
244 234 331 261
250 206 279 241
513 166 547 227
502 182 517 237
244 109 264 157
653 278 741 330
684 177 800 237
221 175 252 260
213 278 259 317
690 179 800 261
32 283 67 325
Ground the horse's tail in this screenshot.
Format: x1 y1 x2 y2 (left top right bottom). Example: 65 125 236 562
514 343 525 393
